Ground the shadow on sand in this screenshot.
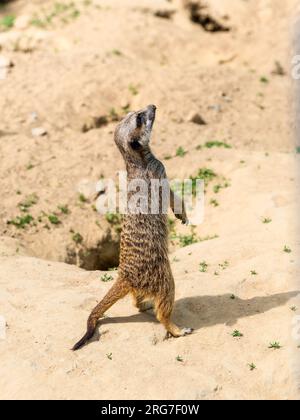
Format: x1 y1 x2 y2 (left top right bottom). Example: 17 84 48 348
97 290 299 333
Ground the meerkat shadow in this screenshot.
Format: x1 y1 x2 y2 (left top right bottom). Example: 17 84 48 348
172 290 300 330
93 290 299 334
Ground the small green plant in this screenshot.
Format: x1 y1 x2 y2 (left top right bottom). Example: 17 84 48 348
105 212 121 225
106 353 113 360
283 245 292 253
210 199 219 207
232 330 243 338
176 232 198 247
176 147 187 157
112 49 122 56
190 168 217 195
128 84 139 95
250 270 258 276
230 294 235 300
7 214 34 229
48 214 60 225
58 205 69 214
296 146 300 154
176 355 184 362
72 232 83 244
248 363 256 371
290 306 297 312
199 261 208 273
101 273 113 282
262 217 272 224
79 193 87 203
213 179 230 194
197 168 217 184
260 76 269 84
18 194 39 212
204 141 231 149
219 260 229 270
269 342 282 350
0 15 16 30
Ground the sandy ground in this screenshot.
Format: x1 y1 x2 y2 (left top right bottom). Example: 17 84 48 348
0 0 300 400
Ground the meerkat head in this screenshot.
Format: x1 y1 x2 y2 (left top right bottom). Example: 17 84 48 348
114 104 156 158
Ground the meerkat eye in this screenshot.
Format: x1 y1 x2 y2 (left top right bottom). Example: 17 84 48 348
130 137 142 150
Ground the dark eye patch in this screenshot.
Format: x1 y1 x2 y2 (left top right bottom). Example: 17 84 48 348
130 137 142 150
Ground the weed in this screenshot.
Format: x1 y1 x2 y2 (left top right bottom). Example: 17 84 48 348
219 260 229 270
18 194 38 212
199 261 208 272
128 84 139 95
106 353 113 360
232 330 243 338
0 15 15 30
176 355 184 362
58 205 69 214
176 147 187 157
7 215 34 229
283 245 292 253
269 342 282 350
260 76 269 84
262 217 272 224
48 214 60 225
204 141 231 149
101 273 113 282
112 49 122 56
210 199 219 207
79 193 87 203
248 363 256 371
72 232 83 244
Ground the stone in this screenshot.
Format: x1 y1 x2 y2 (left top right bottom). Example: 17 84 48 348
31 127 48 137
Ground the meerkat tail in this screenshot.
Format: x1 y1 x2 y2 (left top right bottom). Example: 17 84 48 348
72 278 130 351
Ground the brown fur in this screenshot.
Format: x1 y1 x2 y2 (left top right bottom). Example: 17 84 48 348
72 105 192 351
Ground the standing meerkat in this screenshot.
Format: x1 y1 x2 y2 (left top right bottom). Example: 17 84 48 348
72 104 193 351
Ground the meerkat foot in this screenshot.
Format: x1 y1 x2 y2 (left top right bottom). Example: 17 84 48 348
165 327 193 339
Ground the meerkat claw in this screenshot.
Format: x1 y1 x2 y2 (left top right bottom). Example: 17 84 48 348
181 327 193 335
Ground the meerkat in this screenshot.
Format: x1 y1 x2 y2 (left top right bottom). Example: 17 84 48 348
72 104 193 351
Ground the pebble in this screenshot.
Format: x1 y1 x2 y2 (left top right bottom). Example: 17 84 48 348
31 127 48 137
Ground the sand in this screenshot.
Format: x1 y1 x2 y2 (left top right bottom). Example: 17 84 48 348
0 0 299 400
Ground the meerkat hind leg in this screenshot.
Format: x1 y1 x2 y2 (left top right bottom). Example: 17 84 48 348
155 296 193 338
72 278 130 351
